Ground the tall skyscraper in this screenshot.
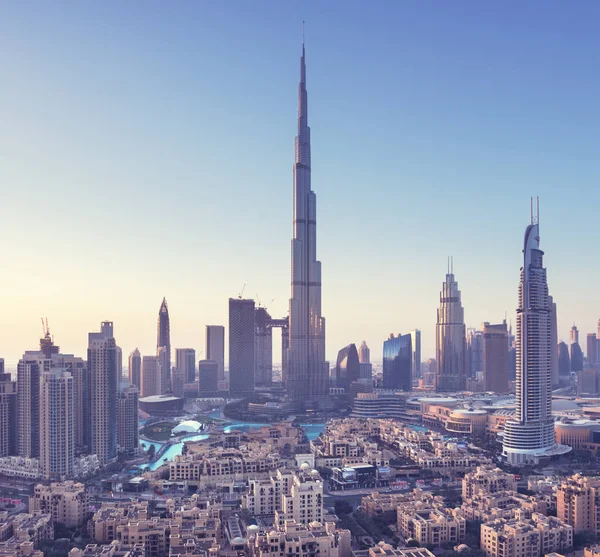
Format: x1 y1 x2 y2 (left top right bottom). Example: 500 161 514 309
587 333 598 367
383 333 412 391
206 325 225 382
141 356 161 398
229 298 255 397
358 341 370 364
255 307 273 386
116 346 123 381
129 348 141 390
0 367 16 457
410 330 421 379
550 298 559 386
334 343 360 391
17 358 41 457
199 360 219 395
118 384 139 455
558 341 570 376
570 326 584 372
40 369 74 480
435 263 466 392
175 348 196 384
157 297 171 389
286 35 329 408
466 329 483 379
502 202 570 465
483 321 509 393
88 321 118 465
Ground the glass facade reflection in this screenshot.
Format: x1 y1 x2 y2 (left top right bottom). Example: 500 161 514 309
383 333 412 391
335 343 360 391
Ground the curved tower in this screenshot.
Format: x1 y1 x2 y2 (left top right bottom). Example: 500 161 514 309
435 261 466 392
502 201 570 465
286 33 328 407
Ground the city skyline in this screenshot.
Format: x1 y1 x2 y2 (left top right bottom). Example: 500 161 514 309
3 2 600 366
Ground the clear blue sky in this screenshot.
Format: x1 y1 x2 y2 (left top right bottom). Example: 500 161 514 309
2 1 599 366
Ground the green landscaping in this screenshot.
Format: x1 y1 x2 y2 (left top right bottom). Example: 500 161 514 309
140 421 178 441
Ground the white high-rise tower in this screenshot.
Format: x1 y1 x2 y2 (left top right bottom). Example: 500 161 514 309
502 200 570 466
286 30 329 407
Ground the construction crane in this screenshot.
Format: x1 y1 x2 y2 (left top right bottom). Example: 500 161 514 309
238 284 246 299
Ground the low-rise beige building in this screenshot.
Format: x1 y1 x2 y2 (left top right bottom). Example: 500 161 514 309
556 474 600 534
362 489 443 518
397 506 466 546
250 520 351 557
462 466 518 499
481 514 573 557
30 482 88 527
461 491 546 522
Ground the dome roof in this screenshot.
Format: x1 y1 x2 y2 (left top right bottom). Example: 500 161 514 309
231 536 245 545
172 420 203 434
552 399 581 412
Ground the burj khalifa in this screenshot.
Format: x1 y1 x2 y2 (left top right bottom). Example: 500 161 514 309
286 33 329 408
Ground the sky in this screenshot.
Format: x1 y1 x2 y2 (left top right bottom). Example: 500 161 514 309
2 1 600 368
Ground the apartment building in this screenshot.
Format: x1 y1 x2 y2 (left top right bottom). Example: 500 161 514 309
397 506 466 546
462 466 518 499
556 474 600 534
30 482 88 527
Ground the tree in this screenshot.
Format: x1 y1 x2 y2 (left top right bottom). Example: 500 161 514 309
147 444 156 459
334 500 353 516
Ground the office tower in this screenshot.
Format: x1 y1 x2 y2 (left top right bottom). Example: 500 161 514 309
17 358 41 457
578 369 600 396
435 262 466 392
587 334 598 367
141 356 161 397
466 329 483 379
558 342 570 376
118 385 139 455
157 346 170 394
550 297 559 386
358 341 370 364
157 297 171 389
410 330 421 379
0 368 16 457
382 333 412 391
286 36 329 407
502 202 569 465
206 325 225 382
334 344 360 391
255 307 273 386
199 360 219 395
129 348 141 390
229 298 255 397
482 321 509 393
171 367 184 397
40 369 74 479
175 348 196 384
571 332 584 372
88 321 118 465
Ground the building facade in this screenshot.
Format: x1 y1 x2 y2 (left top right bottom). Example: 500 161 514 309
17 358 41 458
0 369 16 457
117 385 139 455
335 344 360 392
435 265 466 392
156 298 171 389
206 325 225 382
128 349 141 390
140 356 161 398
40 369 74 480
255 307 273 386
502 205 569 465
88 322 118 466
199 360 219 395
229 298 256 397
175 348 196 385
483 321 509 393
286 38 329 408
383 334 412 391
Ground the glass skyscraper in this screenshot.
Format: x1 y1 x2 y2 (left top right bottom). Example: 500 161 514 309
383 333 412 392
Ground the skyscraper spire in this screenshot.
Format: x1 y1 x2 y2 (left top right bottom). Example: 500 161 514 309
287 33 328 408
